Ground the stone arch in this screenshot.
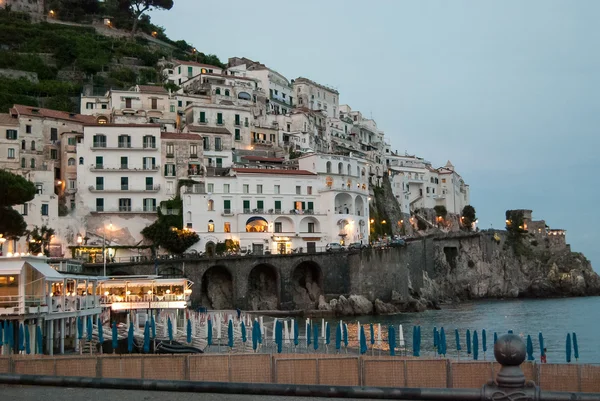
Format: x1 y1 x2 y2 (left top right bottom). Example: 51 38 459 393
299 216 319 233
205 241 216 257
238 91 251 100
355 195 365 216
337 162 343 174
247 263 279 310
326 161 332 173
291 261 323 309
201 265 233 309
334 192 353 214
274 216 294 233
347 163 351 176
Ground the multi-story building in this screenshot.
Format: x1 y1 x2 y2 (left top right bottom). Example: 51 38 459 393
163 60 224 86
436 160 470 215
0 113 21 172
76 124 164 250
161 131 204 197
293 77 339 118
184 103 250 152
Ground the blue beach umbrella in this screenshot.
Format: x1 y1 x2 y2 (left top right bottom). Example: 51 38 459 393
466 329 472 355
306 322 311 347
276 320 283 353
566 333 572 363
24 324 30 354
293 320 299 347
526 335 534 361
388 325 396 356
439 327 447 356
343 324 349 348
111 322 118 352
433 327 438 350
325 322 330 346
241 321 247 343
252 321 258 351
87 317 93 342
228 319 234 348
413 326 418 356
127 322 134 353
494 332 498 345
18 323 25 352
77 317 83 340
98 318 104 347
150 314 156 339
572 333 579 361
370 323 375 346
0 321 3 345
207 318 213 346
167 317 173 342
482 329 487 356
455 329 461 353
257 320 262 344
335 323 342 351
539 332 545 359
143 321 150 353
36 325 43 354
187 319 192 344
415 326 421 357
360 325 367 355
313 323 318 351
9 321 14 350
473 331 479 360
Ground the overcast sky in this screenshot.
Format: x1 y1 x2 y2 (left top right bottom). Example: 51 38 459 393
151 0 600 272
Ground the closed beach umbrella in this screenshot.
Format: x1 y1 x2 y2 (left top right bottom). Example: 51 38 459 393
150 315 156 339
343 324 349 348
167 317 173 342
143 321 150 353
413 326 418 356
187 319 192 344
325 322 330 346
228 319 234 348
111 322 118 352
539 332 545 359
526 335 534 361
0 321 3 345
293 319 299 347
566 333 572 363
277 320 284 353
18 323 25 352
455 329 461 353
313 323 319 351
252 321 258 351
335 323 342 351
466 329 472 355
370 323 375 346
24 324 30 354
572 333 579 361
494 332 498 345
7 321 13 350
482 329 487 355
399 325 405 348
388 325 396 356
433 327 438 350
98 318 104 346
360 325 368 355
439 327 446 356
207 318 213 346
127 322 134 353
241 321 247 343
77 317 83 340
415 326 421 357
473 331 479 360
257 320 262 344
87 317 93 342
36 325 43 354
307 322 311 347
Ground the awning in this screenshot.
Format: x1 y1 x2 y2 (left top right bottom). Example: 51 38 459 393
0 260 25 276
188 161 201 165
28 261 64 280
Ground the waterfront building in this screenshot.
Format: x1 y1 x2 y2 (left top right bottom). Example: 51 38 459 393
162 60 224 86
293 77 339 118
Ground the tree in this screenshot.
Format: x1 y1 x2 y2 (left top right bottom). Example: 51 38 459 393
0 169 35 238
124 0 174 37
141 197 199 254
27 225 56 256
461 205 477 231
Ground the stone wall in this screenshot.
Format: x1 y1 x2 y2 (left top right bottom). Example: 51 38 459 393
0 68 38 83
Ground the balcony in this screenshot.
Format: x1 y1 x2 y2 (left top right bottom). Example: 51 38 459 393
91 144 159 151
92 207 158 214
89 164 160 172
88 185 161 193
190 154 198 159
221 209 233 216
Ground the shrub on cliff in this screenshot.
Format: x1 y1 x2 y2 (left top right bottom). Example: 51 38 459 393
461 205 477 231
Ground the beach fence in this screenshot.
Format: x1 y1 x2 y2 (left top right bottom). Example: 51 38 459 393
0 354 598 392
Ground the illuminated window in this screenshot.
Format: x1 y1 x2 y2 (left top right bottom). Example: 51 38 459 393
224 222 231 233
208 220 214 232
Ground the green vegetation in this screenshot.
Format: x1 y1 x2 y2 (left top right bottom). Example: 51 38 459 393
504 210 532 257
434 205 448 219
27 225 56 256
0 169 36 238
461 205 477 231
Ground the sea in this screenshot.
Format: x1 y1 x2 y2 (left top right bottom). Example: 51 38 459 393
343 297 600 364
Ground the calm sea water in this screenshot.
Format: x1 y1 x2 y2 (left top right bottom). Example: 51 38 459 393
342 297 600 364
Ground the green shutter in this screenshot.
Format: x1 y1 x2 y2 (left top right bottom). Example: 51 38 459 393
217 113 223 124
243 200 250 209
164 165 168 176
235 129 240 140
199 111 205 123
235 114 240 125
302 202 306 210
275 200 281 210
308 202 314 211
224 200 231 209
257 200 264 209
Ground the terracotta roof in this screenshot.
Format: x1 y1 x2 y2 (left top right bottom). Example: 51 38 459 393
233 168 316 176
137 85 168 94
173 59 222 70
161 132 202 140
0 113 18 126
187 125 231 135
242 156 285 163
11 105 96 124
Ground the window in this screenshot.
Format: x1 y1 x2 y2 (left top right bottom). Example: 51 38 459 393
274 200 281 212
68 137 76 146
50 128 58 141
216 158 222 167
257 184 263 194
170 105 175 112
442 179 446 183
296 186 301 195
207 199 214 211
308 222 315 233
224 184 230 194
243 200 250 212
121 177 128 191
143 198 156 212
79 157 84 165
118 135 131 148
68 180 76 190
223 199 231 213
6 129 17 140
21 158 25 168
125 98 132 108
50 149 58 160
190 144 197 157
119 156 128 169
118 198 131 212
178 100 183 107
143 135 156 149
215 137 222 151
164 164 176 177
307 201 314 212
7 148 15 159
95 177 104 190
30 158 35 168
274 222 282 233
93 135 106 148
208 220 215 232
166 143 174 157
96 198 104 212
243 184 249 194
245 117 249 127
203 137 210 151
26 125 31 134
68 158 75 166
274 185 280 194
95 156 103 169
307 186 312 195
41 204 49 216
235 114 240 126
86 102 95 109
22 203 28 216
234 129 240 141
187 66 193 77
217 113 223 125
224 222 231 233
151 98 158 110
326 161 332 173
143 157 156 170
31 140 35 151
21 140 25 150
207 183 214 193
225 89 231 97
257 200 264 211
338 162 343 174
35 184 43 194
215 88 221 95
145 177 153 191
199 111 206 123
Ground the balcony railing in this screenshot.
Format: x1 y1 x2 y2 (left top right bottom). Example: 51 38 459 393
92 142 106 148
90 164 159 172
88 185 161 193
93 207 157 214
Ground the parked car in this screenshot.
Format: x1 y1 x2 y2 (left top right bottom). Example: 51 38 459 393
326 243 345 252
389 239 406 247
348 242 367 250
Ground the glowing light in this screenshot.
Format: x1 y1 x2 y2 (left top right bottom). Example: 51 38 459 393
184 289 192 294
147 290 153 295
104 291 109 296
6 252 12 257
166 289 171 294
126 291 131 295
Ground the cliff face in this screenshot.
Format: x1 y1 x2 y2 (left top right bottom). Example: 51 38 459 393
425 232 600 302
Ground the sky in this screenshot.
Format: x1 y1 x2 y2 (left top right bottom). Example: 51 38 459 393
150 0 600 272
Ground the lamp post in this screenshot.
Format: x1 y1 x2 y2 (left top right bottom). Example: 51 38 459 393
102 224 112 277
0 235 6 256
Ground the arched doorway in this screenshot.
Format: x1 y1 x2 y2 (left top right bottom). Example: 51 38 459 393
201 266 233 309
247 264 279 310
205 241 216 257
334 193 353 215
291 261 323 309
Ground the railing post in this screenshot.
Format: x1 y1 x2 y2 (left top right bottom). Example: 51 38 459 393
482 333 540 401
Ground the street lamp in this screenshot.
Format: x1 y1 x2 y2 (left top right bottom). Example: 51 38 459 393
0 235 6 256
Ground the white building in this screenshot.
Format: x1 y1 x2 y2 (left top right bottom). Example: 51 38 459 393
293 77 339 118
163 60 223 86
